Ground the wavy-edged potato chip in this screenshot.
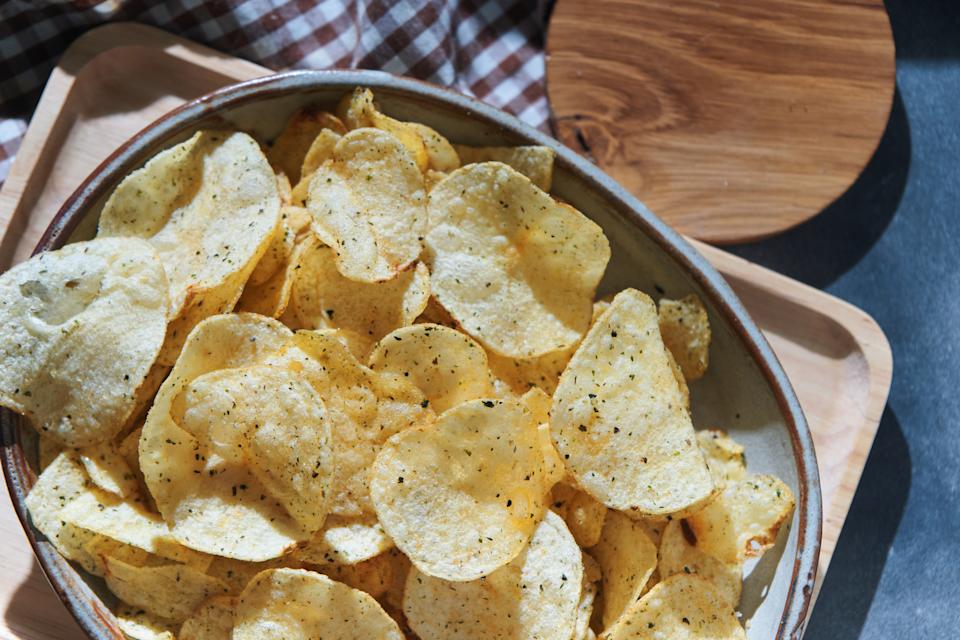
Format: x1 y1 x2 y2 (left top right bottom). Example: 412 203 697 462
234 568 404 639
658 294 711 381
293 515 393 566
99 131 280 365
368 324 493 413
268 108 346 183
237 230 315 318
551 289 714 516
115 604 177 640
549 482 607 548
404 510 582 639
0 238 168 447
307 128 427 282
78 441 138 498
290 242 430 356
601 574 745 640
338 88 429 171
455 144 555 191
659 519 742 607
426 162 609 359
685 475 796 564
104 555 230 622
697 430 747 488
371 398 547 581
408 122 460 172
24 452 95 560
179 595 235 640
591 510 658 631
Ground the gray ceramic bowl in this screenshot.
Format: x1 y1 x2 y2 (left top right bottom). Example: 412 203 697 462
1 70 821 639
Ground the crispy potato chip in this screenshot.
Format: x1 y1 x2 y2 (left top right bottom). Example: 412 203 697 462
404 511 582 639
591 510 658 631
521 387 552 425
318 551 396 599
407 122 460 172
551 289 714 515
549 482 607 548
426 162 609 359
83 535 156 576
115 604 177 640
268 108 346 183
25 452 96 560
697 430 747 488
602 574 745 640
634 517 668 549
78 441 138 498
370 398 547 581
575 554 601 640
423 169 448 192
539 424 566 491
0 238 168 447
99 131 280 365
104 555 230 622
237 231 315 318
246 211 295 287
37 434 64 471
368 324 493 413
338 88 429 171
685 475 796 563
276 172 293 205
290 242 430 356
293 515 394 566
488 345 577 395
415 296 458 328
659 519 743 607
307 128 427 283
381 547 412 611
454 144 555 191
204 556 297 595
285 205 312 235
179 595 235 640
658 294 711 381
234 568 404 639
292 129 343 204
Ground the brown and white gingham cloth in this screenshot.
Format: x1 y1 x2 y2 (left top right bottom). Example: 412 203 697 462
0 0 552 185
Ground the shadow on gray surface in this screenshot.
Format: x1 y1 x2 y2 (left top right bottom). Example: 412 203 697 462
804 408 911 639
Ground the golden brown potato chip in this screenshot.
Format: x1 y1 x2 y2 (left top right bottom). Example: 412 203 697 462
25 452 96 561
658 294 711 381
99 131 280 365
549 482 607 548
601 574 745 640
77 441 138 498
0 238 168 447
415 296 458 328
337 88 429 171
204 555 298 595
404 511 582 639
591 510 658 631
551 289 714 516
659 519 743 607
37 434 64 471
268 108 346 183
423 169 448 192
293 515 393 566
368 323 493 413
488 345 576 395
276 172 293 205
306 128 427 283
685 475 796 564
454 144 556 191
115 604 177 640
104 555 230 622
290 242 430 356
407 122 460 172
370 398 547 581
575 554 601 640
246 209 298 288
697 430 747 488
233 568 404 639
426 162 609 359
292 129 343 204
179 595 235 640
317 551 396 599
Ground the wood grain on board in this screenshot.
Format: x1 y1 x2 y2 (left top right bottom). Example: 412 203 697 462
547 0 896 243
0 24 891 639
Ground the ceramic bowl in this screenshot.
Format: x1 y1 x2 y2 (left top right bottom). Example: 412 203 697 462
0 70 821 639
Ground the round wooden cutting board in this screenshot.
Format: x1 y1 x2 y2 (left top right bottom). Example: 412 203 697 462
546 0 895 243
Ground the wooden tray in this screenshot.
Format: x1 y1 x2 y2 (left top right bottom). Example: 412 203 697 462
0 24 892 639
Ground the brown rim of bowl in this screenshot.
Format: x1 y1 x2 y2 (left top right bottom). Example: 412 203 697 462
1 69 821 640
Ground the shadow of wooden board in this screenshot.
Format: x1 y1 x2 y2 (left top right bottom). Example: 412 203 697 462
0 23 891 638
547 0 895 243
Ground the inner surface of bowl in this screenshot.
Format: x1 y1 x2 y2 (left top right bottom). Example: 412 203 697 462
8 70 820 640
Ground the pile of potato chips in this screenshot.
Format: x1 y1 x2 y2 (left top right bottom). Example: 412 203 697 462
0 88 796 640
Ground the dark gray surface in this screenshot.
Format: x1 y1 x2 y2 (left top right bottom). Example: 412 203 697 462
727 1 960 637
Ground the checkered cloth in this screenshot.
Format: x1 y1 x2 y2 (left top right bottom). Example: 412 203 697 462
0 0 552 185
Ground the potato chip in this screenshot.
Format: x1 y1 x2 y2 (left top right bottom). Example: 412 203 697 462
204 556 297 595
277 172 293 206
99 131 280 365
424 169 448 192
24 452 96 560
454 144 556 191
318 551 396 598
268 108 346 183
488 345 577 395
381 547 413 611
407 122 460 172
115 604 177 640
590 510 658 631
659 519 742 607
290 242 430 356
233 568 404 639
575 554 601 640
291 129 343 204
370 398 546 581
337 88 429 171
368 324 493 413
179 595 235 640
0 238 168 447
550 482 607 548
403 511 582 639
551 289 714 515
658 294 711 381
697 430 747 488
601 574 745 640
293 515 394 566
37 434 63 471
237 231 314 318
246 209 298 288
685 475 796 564
426 162 609 359
77 441 138 498
415 296 458 328
307 127 427 283
104 555 230 622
